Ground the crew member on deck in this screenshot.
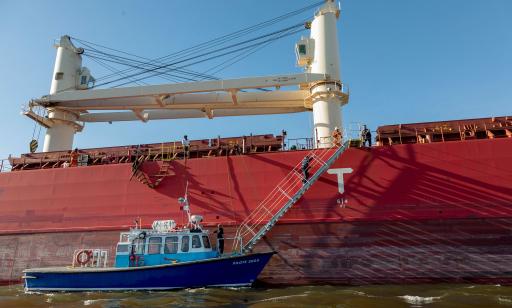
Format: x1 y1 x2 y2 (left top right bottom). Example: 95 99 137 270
182 135 190 158
361 125 372 147
301 155 311 184
214 224 224 255
332 127 342 147
70 148 79 167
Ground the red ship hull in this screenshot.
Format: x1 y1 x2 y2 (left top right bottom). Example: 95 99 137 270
1 138 511 285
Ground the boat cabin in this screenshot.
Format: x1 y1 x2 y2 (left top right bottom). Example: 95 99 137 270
115 219 218 267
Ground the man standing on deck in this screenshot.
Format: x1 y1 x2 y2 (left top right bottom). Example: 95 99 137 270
214 224 224 255
182 135 190 158
361 125 372 147
332 127 342 147
301 155 311 184
70 148 79 167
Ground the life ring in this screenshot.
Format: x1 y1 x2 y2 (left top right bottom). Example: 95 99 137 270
138 231 147 240
76 249 92 266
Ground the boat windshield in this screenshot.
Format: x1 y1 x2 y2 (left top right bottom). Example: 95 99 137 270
181 236 190 252
192 235 201 248
117 244 129 253
164 236 179 254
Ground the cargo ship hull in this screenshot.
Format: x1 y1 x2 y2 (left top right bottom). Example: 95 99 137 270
1 137 511 285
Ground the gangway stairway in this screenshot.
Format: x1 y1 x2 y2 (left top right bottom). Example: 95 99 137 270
131 156 175 189
233 141 351 253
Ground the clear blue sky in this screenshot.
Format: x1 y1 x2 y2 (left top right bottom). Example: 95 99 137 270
0 0 511 159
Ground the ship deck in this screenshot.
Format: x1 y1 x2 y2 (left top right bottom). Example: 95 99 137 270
3 115 510 173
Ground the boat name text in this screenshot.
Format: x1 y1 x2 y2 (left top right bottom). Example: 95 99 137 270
233 258 260 265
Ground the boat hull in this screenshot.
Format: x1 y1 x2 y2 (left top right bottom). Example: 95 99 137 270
23 252 274 291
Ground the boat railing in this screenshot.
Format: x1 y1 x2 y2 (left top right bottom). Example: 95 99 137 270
72 249 109 268
286 138 314 150
215 236 243 255
375 116 512 146
8 134 286 171
0 159 12 172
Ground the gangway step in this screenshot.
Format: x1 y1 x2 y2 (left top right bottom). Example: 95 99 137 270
233 141 350 253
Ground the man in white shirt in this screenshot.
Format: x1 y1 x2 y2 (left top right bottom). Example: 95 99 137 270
182 135 190 158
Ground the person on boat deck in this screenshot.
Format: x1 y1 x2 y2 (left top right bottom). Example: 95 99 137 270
301 155 311 184
361 125 372 147
214 224 224 254
182 135 190 158
70 148 79 167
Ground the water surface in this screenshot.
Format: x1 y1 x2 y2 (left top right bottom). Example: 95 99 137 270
2 284 512 307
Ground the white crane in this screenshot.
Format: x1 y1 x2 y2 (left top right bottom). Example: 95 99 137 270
24 0 348 152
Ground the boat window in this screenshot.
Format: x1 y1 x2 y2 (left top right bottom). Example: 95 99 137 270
164 236 179 254
116 244 129 254
202 235 211 249
192 235 202 248
132 238 145 254
181 236 190 252
148 237 162 254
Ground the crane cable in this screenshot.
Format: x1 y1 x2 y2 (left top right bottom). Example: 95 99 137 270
92 23 306 88
76 0 323 83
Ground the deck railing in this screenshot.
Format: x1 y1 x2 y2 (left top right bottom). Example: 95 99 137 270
0 159 11 173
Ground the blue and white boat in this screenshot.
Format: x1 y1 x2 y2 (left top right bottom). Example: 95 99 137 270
23 194 275 292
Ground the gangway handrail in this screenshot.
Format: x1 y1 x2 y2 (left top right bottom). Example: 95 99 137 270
233 140 350 253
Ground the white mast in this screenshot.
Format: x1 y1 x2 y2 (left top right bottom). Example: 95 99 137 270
309 0 346 148
43 36 84 152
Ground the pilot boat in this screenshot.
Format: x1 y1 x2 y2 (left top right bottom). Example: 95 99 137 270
23 193 275 292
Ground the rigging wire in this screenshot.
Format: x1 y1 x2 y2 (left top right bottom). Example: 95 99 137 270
84 53 196 83
73 0 322 84
91 23 306 88
82 44 218 83
87 55 150 86
114 27 305 88
78 41 194 83
202 19 310 78
36 107 44 143
84 51 215 82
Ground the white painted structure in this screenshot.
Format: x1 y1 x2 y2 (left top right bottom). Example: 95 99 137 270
43 36 83 152
25 0 348 152
309 0 347 148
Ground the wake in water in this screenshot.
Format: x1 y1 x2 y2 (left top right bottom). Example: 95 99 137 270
2 283 512 307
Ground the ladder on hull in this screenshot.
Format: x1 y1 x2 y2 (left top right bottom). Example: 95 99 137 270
131 159 174 189
233 141 350 253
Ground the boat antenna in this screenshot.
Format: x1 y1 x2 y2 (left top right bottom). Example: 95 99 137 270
178 181 192 227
